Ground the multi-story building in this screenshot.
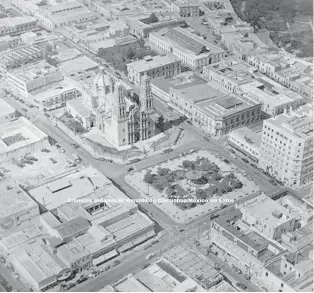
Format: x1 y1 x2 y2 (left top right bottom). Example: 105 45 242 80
171 0 199 17
228 126 261 162
127 54 181 85
202 57 255 92
0 98 18 125
149 27 226 70
0 16 37 37
193 93 262 136
0 35 21 52
6 60 64 96
238 76 307 117
259 104 313 188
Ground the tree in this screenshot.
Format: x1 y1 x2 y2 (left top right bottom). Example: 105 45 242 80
157 168 171 176
148 13 159 23
156 115 165 131
144 170 154 184
139 37 145 48
182 160 195 169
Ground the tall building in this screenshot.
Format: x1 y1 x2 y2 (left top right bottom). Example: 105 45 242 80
259 104 313 188
67 68 156 147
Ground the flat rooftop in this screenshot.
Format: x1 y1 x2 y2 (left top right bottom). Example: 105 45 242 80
0 179 38 219
267 113 313 139
28 166 112 210
229 126 261 146
158 27 224 56
9 60 60 83
58 56 98 75
127 54 180 73
196 93 257 119
0 117 48 155
172 82 223 104
0 16 36 28
0 98 16 117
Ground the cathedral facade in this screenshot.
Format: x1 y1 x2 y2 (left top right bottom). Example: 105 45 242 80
69 67 156 148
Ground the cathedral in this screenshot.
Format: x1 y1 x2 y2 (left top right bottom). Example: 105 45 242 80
69 67 156 148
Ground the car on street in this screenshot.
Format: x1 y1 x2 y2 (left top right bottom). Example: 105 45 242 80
112 260 121 267
77 275 88 284
241 158 249 163
44 113 50 118
127 167 134 172
88 271 99 278
11 272 20 279
144 244 152 250
223 159 230 164
229 149 235 154
175 226 184 232
146 253 156 260
21 108 28 112
71 143 79 148
236 283 247 290
104 266 111 271
269 179 277 186
230 153 236 159
142 264 150 269
251 163 257 168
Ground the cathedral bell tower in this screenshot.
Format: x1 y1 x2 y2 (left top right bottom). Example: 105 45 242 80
139 74 154 141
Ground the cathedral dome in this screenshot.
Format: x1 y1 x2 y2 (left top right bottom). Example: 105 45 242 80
90 69 113 96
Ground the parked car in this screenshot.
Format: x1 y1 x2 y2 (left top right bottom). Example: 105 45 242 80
71 143 79 148
88 271 99 278
175 226 184 232
223 159 230 164
251 163 257 168
241 158 249 163
142 264 150 269
146 253 156 260
236 283 247 290
112 260 121 267
21 108 27 112
269 179 277 186
11 272 19 279
104 266 111 271
77 275 88 284
143 244 151 250
44 113 50 118
127 167 134 172
230 153 236 159
229 149 235 154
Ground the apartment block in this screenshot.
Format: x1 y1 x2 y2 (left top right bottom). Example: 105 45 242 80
259 104 313 188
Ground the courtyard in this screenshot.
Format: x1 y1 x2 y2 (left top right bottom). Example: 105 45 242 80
125 150 259 223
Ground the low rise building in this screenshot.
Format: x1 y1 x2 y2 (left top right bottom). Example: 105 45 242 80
237 193 297 241
0 179 39 236
171 0 199 17
193 93 262 136
0 117 49 162
210 207 296 292
32 81 82 111
228 126 261 162
248 53 313 101
127 54 181 85
149 27 226 70
151 71 207 102
259 104 313 188
0 98 18 125
0 35 21 52
57 56 98 76
0 16 37 37
31 1 97 31
202 57 255 92
6 60 64 96
0 45 43 77
126 14 185 39
239 76 307 117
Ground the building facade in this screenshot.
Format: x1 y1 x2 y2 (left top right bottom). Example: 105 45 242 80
171 0 199 17
127 54 181 85
0 16 36 37
149 27 226 70
259 105 313 188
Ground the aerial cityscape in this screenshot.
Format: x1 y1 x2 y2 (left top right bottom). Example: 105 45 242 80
0 0 312 292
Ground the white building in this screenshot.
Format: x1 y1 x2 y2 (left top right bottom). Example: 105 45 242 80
228 126 261 162
6 60 64 96
149 27 226 70
259 104 313 188
171 0 199 17
0 16 37 37
127 54 181 85
0 98 18 125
